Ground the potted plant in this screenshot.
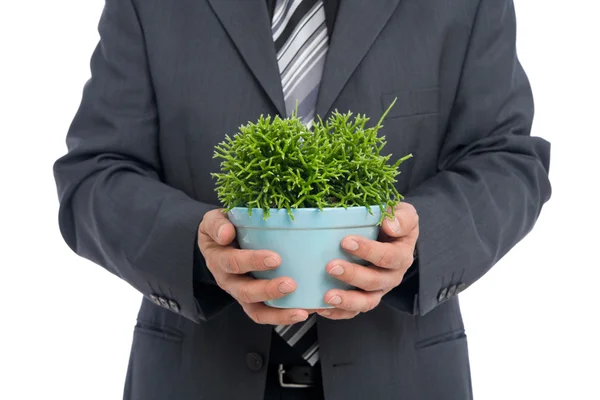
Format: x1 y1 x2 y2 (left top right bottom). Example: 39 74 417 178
212 100 412 309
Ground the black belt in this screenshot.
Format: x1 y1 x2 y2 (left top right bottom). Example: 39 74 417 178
269 363 322 388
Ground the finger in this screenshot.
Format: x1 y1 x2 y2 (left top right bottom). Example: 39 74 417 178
199 209 236 246
214 246 283 274
241 302 309 325
323 289 384 313
326 260 402 292
225 274 297 304
340 235 408 270
382 202 419 240
316 308 360 320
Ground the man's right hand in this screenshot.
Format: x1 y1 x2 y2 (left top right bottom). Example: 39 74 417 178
198 209 309 325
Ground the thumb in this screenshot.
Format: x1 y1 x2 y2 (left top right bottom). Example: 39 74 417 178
199 209 236 246
382 214 402 237
382 203 418 238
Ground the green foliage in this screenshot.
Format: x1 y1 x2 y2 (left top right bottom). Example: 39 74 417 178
212 99 412 223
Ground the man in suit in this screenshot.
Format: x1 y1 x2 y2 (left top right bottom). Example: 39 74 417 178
53 0 551 399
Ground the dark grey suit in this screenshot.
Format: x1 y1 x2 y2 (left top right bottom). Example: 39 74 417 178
53 0 551 399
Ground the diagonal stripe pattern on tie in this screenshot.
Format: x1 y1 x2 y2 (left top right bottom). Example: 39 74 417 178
272 0 328 366
275 314 320 366
272 0 328 126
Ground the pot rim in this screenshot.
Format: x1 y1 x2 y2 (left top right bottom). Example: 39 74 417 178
227 205 384 229
229 205 385 212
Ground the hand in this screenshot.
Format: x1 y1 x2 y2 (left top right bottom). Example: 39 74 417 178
198 209 310 325
317 202 419 320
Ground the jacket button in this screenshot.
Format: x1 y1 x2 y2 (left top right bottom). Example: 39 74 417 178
447 284 458 298
245 352 264 371
457 282 467 293
168 300 180 313
437 287 448 303
159 297 169 308
149 295 161 306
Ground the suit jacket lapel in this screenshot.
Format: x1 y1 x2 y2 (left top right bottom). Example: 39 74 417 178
316 0 402 118
207 0 286 116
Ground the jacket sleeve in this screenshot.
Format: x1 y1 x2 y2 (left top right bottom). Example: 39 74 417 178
53 0 233 323
383 0 552 315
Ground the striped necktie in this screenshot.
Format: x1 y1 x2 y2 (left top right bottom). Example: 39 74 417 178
272 0 328 366
272 0 329 125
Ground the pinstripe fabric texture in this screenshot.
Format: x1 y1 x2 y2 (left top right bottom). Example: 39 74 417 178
272 0 328 366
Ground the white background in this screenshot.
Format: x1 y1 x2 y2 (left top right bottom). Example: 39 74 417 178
1 1 599 399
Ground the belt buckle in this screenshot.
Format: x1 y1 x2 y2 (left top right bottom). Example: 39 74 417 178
278 365 313 388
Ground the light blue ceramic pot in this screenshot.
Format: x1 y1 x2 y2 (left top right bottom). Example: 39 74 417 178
228 206 382 309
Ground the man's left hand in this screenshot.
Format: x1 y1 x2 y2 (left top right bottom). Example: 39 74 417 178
317 202 419 320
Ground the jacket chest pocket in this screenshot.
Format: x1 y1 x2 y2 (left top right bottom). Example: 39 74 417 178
379 88 441 192
382 88 439 119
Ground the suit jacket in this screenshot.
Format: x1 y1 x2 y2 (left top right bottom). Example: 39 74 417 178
53 0 552 399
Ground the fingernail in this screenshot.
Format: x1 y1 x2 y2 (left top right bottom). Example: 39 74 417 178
278 282 294 294
264 256 280 268
342 239 359 251
318 310 332 316
327 295 342 305
217 225 224 240
329 265 344 276
389 217 400 233
291 314 307 323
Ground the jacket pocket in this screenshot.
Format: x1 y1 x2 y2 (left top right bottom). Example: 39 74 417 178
416 335 473 400
415 329 466 349
382 88 439 119
124 322 184 400
134 321 184 343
